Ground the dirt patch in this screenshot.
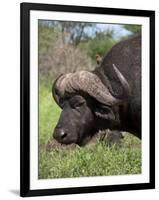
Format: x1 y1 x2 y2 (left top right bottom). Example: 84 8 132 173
44 129 124 152
45 138 78 151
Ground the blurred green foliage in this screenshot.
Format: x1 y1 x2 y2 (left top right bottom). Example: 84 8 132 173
82 31 117 62
38 21 141 79
123 25 141 34
38 23 58 54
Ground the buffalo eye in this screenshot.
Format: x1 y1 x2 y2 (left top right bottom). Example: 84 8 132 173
72 101 85 109
69 95 86 109
94 105 116 120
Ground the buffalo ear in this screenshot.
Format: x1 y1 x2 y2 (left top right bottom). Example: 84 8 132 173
94 105 116 120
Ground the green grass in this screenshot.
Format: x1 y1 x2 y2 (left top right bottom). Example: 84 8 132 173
39 81 61 145
38 81 141 179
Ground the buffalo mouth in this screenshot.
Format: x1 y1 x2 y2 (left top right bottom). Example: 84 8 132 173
53 129 92 146
54 136 77 145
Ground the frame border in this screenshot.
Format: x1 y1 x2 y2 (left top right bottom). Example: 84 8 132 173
20 2 155 197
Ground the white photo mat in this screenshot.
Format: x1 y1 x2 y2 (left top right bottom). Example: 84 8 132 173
30 10 150 190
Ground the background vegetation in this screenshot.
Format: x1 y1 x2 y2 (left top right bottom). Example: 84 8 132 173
38 20 141 179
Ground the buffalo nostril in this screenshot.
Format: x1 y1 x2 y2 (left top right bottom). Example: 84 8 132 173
60 130 67 139
53 128 68 141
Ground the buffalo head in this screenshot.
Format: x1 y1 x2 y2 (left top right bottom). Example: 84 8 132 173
52 64 130 145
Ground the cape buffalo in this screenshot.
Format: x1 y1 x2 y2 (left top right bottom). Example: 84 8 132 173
52 35 141 145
